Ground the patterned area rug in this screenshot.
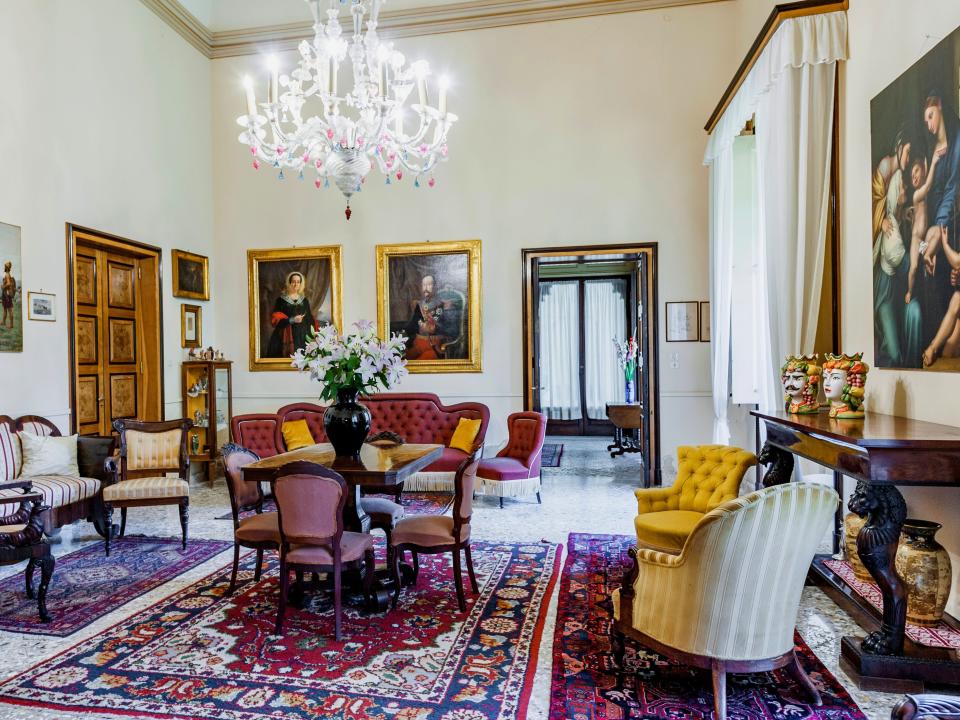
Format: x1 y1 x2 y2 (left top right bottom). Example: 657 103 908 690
541 444 563 468
0 540 561 720
820 556 960 649
551 534 867 720
216 491 454 520
0 537 230 637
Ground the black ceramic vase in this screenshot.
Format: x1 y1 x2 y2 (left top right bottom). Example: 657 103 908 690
323 388 371 457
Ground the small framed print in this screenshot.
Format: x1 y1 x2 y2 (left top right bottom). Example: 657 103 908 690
666 301 699 342
181 303 202 348
699 301 710 342
27 292 56 322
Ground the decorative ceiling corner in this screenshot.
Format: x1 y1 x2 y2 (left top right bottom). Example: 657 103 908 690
140 0 728 59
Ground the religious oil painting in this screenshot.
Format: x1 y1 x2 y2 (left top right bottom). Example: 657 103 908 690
376 239 482 373
172 250 209 301
247 246 343 372
871 23 960 371
0 222 22 352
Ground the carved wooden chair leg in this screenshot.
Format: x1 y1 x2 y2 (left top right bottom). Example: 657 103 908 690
178 499 189 550
451 547 466 612
711 660 727 720
363 548 376 606
787 650 822 706
103 503 114 556
24 557 37 599
333 562 343 641
536 491 542 504
254 549 264 581
119 507 127 537
391 544 403 609
37 555 54 623
499 497 504 509
464 544 479 593
275 559 288 635
227 544 241 596
411 551 420 583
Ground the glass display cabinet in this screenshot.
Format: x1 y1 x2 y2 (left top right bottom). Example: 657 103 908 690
181 360 233 483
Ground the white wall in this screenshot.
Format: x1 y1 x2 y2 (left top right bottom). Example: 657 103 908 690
0 0 214 430
212 4 738 455
841 0 960 616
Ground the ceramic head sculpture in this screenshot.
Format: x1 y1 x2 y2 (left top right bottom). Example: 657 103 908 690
822 353 869 419
781 354 822 414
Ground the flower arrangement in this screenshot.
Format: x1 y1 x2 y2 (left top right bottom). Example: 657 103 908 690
291 320 408 402
613 337 640 380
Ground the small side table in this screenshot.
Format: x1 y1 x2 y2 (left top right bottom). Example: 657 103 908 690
606 403 643 458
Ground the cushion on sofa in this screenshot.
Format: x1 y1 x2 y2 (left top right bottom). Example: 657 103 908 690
0 475 100 509
281 420 314 451
449 418 481 453
0 423 21 482
19 432 79 478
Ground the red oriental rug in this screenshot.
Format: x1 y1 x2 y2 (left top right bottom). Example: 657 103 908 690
551 534 867 720
0 537 230 637
0 540 561 720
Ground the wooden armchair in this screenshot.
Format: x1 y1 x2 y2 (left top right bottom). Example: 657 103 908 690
0 481 55 622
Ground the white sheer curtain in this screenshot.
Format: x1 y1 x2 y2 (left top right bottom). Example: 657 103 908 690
709 145 735 443
538 281 581 420
704 11 848 421
584 278 628 418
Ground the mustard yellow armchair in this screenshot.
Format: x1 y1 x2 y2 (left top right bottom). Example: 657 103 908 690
612 482 839 720
633 445 757 553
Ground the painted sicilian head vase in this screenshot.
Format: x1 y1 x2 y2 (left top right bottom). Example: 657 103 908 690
780 354 822 414
822 353 869 419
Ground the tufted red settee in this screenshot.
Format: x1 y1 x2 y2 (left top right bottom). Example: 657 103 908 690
232 393 490 492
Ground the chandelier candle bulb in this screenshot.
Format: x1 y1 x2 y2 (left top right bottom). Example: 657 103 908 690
242 76 256 117
438 76 449 115
267 56 280 104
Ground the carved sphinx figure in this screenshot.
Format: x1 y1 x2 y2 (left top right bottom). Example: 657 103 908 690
781 354 822 414
822 353 869 419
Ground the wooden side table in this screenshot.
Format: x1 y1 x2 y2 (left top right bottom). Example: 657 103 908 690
606 403 643 458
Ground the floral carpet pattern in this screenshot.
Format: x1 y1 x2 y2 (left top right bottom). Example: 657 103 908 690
0 540 560 720
0 537 230 637
551 534 867 720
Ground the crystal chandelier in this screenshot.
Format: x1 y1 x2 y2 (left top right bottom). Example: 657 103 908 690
237 0 458 220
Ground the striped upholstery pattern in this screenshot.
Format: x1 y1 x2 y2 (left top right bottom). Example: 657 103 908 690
19 420 56 437
615 483 838 661
126 430 183 471
0 423 21 482
0 475 100 508
103 476 189 502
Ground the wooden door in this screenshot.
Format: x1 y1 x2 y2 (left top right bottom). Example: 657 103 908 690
71 230 161 436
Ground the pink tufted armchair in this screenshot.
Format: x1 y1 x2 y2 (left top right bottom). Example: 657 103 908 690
477 411 547 508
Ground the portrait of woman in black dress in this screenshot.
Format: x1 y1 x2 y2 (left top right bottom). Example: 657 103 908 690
266 271 319 358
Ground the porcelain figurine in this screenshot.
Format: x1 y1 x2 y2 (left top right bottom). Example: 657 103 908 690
781 354 822 414
822 353 869 419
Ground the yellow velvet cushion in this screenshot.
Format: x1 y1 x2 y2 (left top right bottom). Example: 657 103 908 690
674 445 756 513
633 510 704 553
448 418 481 453
281 420 315 451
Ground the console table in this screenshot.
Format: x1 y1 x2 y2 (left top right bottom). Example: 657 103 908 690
606 403 643 458
752 409 960 690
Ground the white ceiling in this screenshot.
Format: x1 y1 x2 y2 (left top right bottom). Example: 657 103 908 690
179 0 460 32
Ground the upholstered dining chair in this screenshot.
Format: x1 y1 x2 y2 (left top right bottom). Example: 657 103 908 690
272 461 376 640
477 411 547 508
611 482 838 720
104 419 192 556
221 443 279 596
390 449 481 612
632 444 756 553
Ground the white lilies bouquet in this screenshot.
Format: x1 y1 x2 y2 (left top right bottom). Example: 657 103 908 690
291 319 409 402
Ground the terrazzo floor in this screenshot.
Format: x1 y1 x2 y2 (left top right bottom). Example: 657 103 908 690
0 437 907 719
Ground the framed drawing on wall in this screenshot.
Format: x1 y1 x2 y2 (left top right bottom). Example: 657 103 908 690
0 222 22 352
181 304 201 348
699 301 710 342
666 301 699 342
172 249 209 301
376 239 482 373
27 292 56 322
247 246 343 371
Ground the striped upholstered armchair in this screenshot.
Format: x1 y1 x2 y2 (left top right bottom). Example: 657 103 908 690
612 482 839 720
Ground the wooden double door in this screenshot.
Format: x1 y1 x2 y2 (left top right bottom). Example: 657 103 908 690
70 227 162 436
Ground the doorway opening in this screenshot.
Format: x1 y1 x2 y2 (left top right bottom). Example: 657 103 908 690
66 225 164 436
523 244 660 486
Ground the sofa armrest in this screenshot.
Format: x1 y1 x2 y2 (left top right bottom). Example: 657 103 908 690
78 435 115 482
0 480 32 494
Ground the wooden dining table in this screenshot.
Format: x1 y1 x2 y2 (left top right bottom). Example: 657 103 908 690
241 442 444 609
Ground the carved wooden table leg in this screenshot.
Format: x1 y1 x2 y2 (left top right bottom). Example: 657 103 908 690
37 553 54 623
757 443 794 487
849 480 907 656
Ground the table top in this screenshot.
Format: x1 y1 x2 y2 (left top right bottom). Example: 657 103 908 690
752 410 960 450
606 403 643 429
241 443 444 486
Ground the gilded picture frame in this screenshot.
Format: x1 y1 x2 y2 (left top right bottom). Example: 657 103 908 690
247 246 343 372
376 239 482 374
172 249 209 301
181 303 201 348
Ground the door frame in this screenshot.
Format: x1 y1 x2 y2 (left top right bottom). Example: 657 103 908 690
522 243 661 486
65 223 165 435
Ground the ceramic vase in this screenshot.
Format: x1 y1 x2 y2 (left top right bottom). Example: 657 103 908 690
895 519 952 626
843 513 873 581
323 388 371 457
624 378 635 405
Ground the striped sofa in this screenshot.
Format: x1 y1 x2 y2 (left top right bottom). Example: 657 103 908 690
0 415 112 535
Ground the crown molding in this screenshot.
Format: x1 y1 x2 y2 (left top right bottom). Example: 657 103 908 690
140 0 729 60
